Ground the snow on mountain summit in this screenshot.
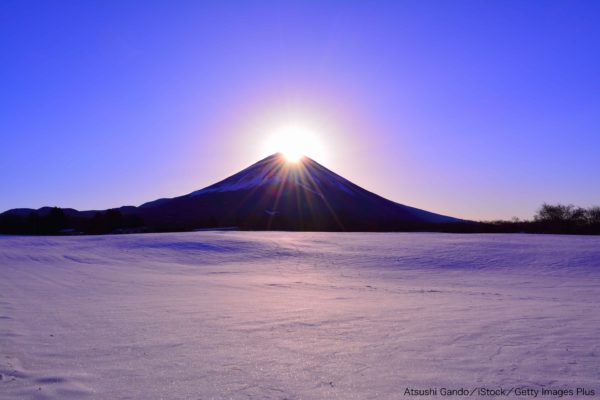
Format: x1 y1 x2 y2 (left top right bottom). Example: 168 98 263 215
188 153 354 197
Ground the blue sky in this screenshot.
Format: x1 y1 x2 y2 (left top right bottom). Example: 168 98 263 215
1 1 599 220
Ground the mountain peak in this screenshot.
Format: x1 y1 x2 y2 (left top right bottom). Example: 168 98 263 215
186 152 346 198
136 153 461 231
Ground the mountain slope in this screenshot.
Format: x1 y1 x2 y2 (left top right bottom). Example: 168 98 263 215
138 153 461 230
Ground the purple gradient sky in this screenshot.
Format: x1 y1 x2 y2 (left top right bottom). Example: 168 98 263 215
1 1 599 220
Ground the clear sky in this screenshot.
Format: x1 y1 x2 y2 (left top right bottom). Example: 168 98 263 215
1 1 599 220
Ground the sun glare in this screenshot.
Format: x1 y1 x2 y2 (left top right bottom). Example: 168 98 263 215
263 125 325 163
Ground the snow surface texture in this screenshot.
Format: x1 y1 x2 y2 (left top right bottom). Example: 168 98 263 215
1 232 599 399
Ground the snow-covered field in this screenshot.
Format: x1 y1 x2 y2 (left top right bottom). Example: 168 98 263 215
1 232 599 399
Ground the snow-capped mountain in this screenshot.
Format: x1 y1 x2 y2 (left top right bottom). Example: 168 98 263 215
138 153 460 230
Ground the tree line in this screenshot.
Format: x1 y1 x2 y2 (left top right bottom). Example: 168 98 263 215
490 203 600 235
0 203 599 235
0 207 145 235
433 203 600 235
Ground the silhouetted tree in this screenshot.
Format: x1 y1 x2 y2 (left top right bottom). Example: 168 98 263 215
105 209 124 232
535 203 572 223
585 207 600 225
28 212 40 234
43 207 68 233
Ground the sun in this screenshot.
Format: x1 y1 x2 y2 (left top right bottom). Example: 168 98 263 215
263 125 325 162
